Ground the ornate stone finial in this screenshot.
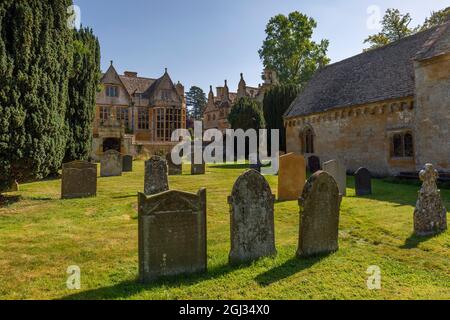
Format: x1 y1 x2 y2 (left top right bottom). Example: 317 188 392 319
209 85 213 92
224 79 228 87
110 60 113 66
165 68 168 74
240 73 244 80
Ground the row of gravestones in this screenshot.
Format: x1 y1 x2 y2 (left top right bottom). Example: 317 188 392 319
278 153 372 202
138 166 341 283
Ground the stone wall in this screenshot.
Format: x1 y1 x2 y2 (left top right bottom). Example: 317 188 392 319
285 98 416 177
414 53 450 172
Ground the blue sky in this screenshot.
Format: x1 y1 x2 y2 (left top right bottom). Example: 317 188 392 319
73 0 449 93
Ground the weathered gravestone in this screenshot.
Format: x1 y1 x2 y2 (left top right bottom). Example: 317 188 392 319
414 164 447 236
100 150 122 177
355 167 372 196
138 189 207 283
297 171 341 257
166 152 182 175
144 156 169 195
122 155 133 172
228 170 276 264
308 156 321 174
323 159 347 196
61 160 97 199
191 151 206 175
278 153 306 201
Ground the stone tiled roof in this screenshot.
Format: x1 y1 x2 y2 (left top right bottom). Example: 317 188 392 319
285 22 450 118
119 76 155 95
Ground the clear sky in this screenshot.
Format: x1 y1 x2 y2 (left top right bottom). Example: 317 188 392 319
73 0 449 93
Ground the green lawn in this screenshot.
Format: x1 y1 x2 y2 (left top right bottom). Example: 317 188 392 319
0 161 449 300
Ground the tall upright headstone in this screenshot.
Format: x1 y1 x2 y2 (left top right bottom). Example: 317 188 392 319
166 152 182 175
323 159 347 196
308 156 321 174
144 156 169 195
228 170 276 264
100 150 122 177
355 167 372 196
414 164 447 236
122 155 133 172
297 171 341 257
138 189 207 283
61 160 97 199
278 153 306 201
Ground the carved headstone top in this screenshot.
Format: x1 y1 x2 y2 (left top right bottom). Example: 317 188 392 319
419 163 439 194
228 169 276 264
144 156 169 195
138 189 207 283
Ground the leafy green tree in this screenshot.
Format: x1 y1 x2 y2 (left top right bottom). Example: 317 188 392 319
263 84 300 152
228 97 265 131
421 7 450 30
259 11 330 86
185 86 206 120
0 0 73 190
64 27 101 162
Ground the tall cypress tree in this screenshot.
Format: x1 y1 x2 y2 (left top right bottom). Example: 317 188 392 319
64 27 100 162
263 84 300 152
0 0 73 189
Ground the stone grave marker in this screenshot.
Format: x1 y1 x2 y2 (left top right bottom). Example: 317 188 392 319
323 159 347 196
61 160 97 199
122 155 133 172
278 153 306 201
138 188 207 283
100 150 122 177
308 155 321 174
166 152 182 175
144 156 169 195
355 167 372 196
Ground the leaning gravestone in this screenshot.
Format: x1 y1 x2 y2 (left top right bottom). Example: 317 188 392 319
144 156 169 195
122 155 133 172
297 171 341 257
308 156 321 174
355 167 372 196
323 159 347 196
138 189 207 283
278 153 306 201
414 164 447 236
61 160 97 199
166 152 182 175
100 150 122 177
228 169 276 264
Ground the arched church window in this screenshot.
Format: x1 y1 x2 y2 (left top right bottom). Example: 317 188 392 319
302 127 315 154
391 131 414 158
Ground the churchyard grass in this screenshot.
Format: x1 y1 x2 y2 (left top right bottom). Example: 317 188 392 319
0 161 448 300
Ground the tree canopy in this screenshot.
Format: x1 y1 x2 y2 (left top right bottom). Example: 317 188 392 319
186 86 207 120
228 97 265 131
259 11 330 86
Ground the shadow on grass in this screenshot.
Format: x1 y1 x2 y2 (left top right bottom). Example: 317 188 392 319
61 263 244 300
208 163 250 170
255 254 330 287
401 232 442 249
0 195 22 207
112 195 137 199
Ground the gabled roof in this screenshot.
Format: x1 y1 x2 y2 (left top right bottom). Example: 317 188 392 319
285 22 450 119
144 71 182 104
119 76 155 95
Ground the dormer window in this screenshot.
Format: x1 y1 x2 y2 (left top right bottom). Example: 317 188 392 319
106 85 119 97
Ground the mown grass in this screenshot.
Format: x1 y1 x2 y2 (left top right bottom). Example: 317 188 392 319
0 161 448 300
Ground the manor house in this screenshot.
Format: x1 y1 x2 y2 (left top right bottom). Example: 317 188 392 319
92 62 186 160
284 20 450 177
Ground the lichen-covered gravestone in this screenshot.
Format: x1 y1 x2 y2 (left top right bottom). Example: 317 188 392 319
100 150 122 177
323 159 347 196
355 167 372 196
166 152 182 175
228 170 276 264
61 161 97 199
144 156 169 195
278 153 306 201
138 189 207 283
297 171 341 257
414 164 447 236
122 155 133 172
308 155 321 174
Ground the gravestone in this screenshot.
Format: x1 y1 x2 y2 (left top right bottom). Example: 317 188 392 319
61 160 97 199
308 156 321 174
278 153 306 201
138 189 207 283
100 150 122 177
191 151 206 175
323 159 347 196
144 156 169 195
414 164 447 236
355 167 372 196
297 171 341 257
166 152 182 175
122 155 133 172
228 169 276 264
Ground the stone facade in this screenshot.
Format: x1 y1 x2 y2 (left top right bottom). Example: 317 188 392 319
92 62 186 161
285 23 450 177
